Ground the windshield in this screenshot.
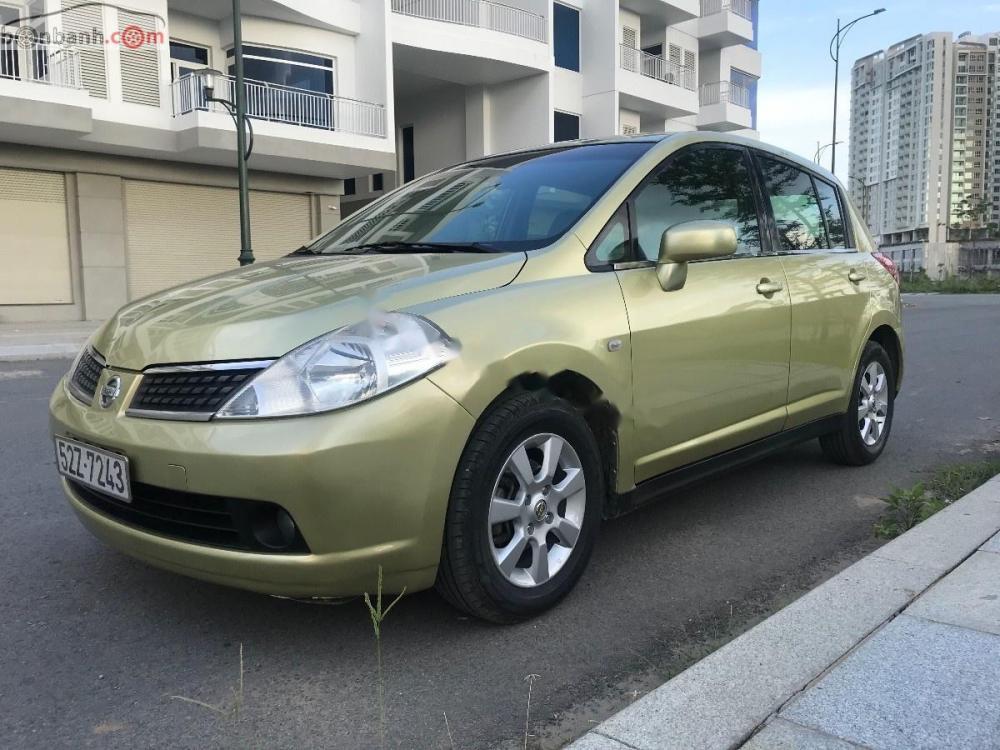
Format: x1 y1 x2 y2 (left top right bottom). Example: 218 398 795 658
305 141 656 254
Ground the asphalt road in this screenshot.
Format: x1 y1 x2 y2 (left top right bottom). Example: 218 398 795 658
2 294 999 750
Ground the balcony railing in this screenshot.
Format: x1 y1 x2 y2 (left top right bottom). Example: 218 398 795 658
171 74 387 139
391 0 547 43
0 41 82 88
699 80 751 108
620 45 696 91
700 0 753 20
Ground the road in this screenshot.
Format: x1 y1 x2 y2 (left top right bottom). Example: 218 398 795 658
1 294 998 750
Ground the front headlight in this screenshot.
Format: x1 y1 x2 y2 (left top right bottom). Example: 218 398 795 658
215 312 459 419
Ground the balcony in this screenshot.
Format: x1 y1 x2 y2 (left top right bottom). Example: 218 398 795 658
171 74 387 139
618 45 698 119
697 81 752 131
391 0 547 42
697 0 755 49
619 0 698 25
0 42 93 137
390 0 550 87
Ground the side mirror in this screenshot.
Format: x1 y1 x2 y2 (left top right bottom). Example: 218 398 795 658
656 220 739 291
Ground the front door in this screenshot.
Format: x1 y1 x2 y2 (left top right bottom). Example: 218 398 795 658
616 144 791 482
752 152 873 428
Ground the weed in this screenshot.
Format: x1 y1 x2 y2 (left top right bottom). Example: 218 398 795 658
900 271 1000 294
875 459 1000 538
169 642 245 722
363 566 406 750
523 674 540 750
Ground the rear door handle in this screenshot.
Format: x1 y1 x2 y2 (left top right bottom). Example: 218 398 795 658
848 269 867 283
756 278 784 296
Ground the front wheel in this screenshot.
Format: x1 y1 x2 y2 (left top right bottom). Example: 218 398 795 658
820 341 895 466
436 390 604 623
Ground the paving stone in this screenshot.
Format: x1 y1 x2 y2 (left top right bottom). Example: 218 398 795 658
574 555 938 750
907 551 1000 635
982 531 1000 554
782 615 1000 750
742 718 864 749
566 731 636 749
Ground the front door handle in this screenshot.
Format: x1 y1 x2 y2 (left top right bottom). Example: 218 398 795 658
756 278 784 296
848 268 867 284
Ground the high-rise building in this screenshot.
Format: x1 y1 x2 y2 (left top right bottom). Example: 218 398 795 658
849 31 1000 277
0 0 760 324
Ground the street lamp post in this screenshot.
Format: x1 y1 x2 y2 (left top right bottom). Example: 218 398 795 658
814 140 843 166
829 8 886 176
231 0 253 266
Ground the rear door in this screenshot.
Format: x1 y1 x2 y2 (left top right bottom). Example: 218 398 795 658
752 152 872 428
614 143 792 482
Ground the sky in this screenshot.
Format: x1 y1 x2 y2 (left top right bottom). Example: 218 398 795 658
757 0 996 182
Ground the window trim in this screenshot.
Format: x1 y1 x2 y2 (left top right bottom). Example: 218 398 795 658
749 148 858 255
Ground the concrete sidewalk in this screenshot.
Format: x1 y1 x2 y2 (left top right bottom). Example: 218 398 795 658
0 321 99 362
570 475 1000 750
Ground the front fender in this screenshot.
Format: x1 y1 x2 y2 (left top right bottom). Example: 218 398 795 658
414 269 637 491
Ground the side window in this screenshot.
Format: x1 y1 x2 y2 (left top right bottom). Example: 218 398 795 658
631 146 762 261
587 208 629 267
757 155 827 252
813 178 848 248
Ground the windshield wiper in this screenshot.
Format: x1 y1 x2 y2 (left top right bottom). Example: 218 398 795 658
336 241 504 255
287 245 316 256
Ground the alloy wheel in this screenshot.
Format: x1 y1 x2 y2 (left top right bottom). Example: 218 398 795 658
857 361 889 446
487 433 587 588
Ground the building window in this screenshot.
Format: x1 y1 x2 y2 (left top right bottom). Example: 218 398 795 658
402 126 415 183
553 3 580 72
554 111 580 142
170 41 209 81
372 173 384 192
344 178 356 196
227 46 334 94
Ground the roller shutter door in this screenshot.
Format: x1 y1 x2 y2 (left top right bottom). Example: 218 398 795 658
0 167 72 304
124 181 313 300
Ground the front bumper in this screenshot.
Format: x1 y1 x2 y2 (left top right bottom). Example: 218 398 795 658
50 373 475 597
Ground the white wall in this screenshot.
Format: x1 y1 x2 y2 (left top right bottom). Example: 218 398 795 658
395 85 467 175
489 74 551 152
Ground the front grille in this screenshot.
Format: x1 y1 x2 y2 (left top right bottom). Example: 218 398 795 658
69 479 310 554
129 367 265 415
70 348 104 402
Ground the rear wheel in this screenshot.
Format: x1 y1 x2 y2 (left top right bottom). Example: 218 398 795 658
820 341 895 466
436 390 604 623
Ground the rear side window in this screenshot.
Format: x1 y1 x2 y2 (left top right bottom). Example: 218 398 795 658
632 145 762 261
757 156 826 252
813 179 847 248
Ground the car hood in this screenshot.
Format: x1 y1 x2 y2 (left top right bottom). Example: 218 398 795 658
92 252 527 370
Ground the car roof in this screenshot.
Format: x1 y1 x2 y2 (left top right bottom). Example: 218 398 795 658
459 132 842 187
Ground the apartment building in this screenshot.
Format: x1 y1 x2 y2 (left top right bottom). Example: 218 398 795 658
849 31 1000 277
0 0 760 324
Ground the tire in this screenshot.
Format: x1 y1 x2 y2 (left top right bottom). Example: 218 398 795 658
436 390 604 623
820 341 895 466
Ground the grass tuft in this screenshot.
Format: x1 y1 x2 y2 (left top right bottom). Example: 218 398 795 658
900 271 1000 294
169 642 245 723
875 459 1000 539
363 566 406 750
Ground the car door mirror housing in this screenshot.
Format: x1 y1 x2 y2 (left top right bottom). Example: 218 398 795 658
656 221 739 291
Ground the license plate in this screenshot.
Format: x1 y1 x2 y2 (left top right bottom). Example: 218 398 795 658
54 436 131 502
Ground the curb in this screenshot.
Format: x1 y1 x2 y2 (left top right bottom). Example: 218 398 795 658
0 344 84 362
568 475 1000 750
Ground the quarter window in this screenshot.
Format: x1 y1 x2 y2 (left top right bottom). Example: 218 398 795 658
757 156 826 252
813 178 847 248
588 208 629 266
632 146 762 261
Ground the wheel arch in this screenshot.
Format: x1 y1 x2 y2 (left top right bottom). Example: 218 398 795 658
867 323 903 393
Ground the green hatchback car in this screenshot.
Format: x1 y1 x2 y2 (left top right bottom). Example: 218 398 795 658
50 133 903 622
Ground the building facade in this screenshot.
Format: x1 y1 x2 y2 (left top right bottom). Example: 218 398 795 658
0 0 760 323
849 31 1000 278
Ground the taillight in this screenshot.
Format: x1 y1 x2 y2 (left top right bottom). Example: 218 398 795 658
872 252 900 285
